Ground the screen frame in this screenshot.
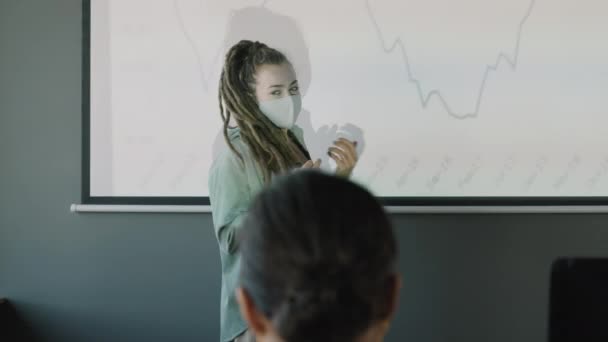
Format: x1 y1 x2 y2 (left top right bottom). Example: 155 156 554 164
81 0 608 207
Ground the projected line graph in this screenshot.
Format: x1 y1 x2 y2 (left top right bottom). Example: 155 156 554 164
365 0 536 119
173 0 212 91
172 0 270 92
173 0 230 92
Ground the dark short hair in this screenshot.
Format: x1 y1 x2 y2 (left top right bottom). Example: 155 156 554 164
239 171 398 342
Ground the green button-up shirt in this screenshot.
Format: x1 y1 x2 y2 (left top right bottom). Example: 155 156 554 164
208 125 307 342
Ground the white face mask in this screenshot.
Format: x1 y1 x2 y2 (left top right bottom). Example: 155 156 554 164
258 95 302 129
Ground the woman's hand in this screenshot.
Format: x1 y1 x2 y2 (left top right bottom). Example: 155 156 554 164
328 138 358 178
301 159 322 169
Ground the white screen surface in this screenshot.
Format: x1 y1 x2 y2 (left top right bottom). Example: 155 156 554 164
89 0 608 199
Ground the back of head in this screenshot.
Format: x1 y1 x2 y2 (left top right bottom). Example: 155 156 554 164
239 171 398 342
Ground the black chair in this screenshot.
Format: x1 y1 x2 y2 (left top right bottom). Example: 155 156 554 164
0 298 36 341
550 258 608 342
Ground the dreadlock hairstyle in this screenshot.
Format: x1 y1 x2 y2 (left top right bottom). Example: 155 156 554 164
219 40 309 183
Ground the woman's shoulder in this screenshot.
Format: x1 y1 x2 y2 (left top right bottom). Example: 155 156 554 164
212 147 243 173
209 128 262 195
216 127 246 155
210 128 251 175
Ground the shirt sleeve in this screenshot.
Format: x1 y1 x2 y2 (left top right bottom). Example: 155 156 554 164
208 151 250 255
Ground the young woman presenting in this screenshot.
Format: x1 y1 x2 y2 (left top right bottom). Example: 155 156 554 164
209 40 358 342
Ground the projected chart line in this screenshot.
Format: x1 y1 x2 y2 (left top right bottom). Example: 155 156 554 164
173 0 209 91
173 0 226 92
365 0 536 119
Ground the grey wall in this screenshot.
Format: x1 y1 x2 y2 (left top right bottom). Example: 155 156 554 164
1 1 608 341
